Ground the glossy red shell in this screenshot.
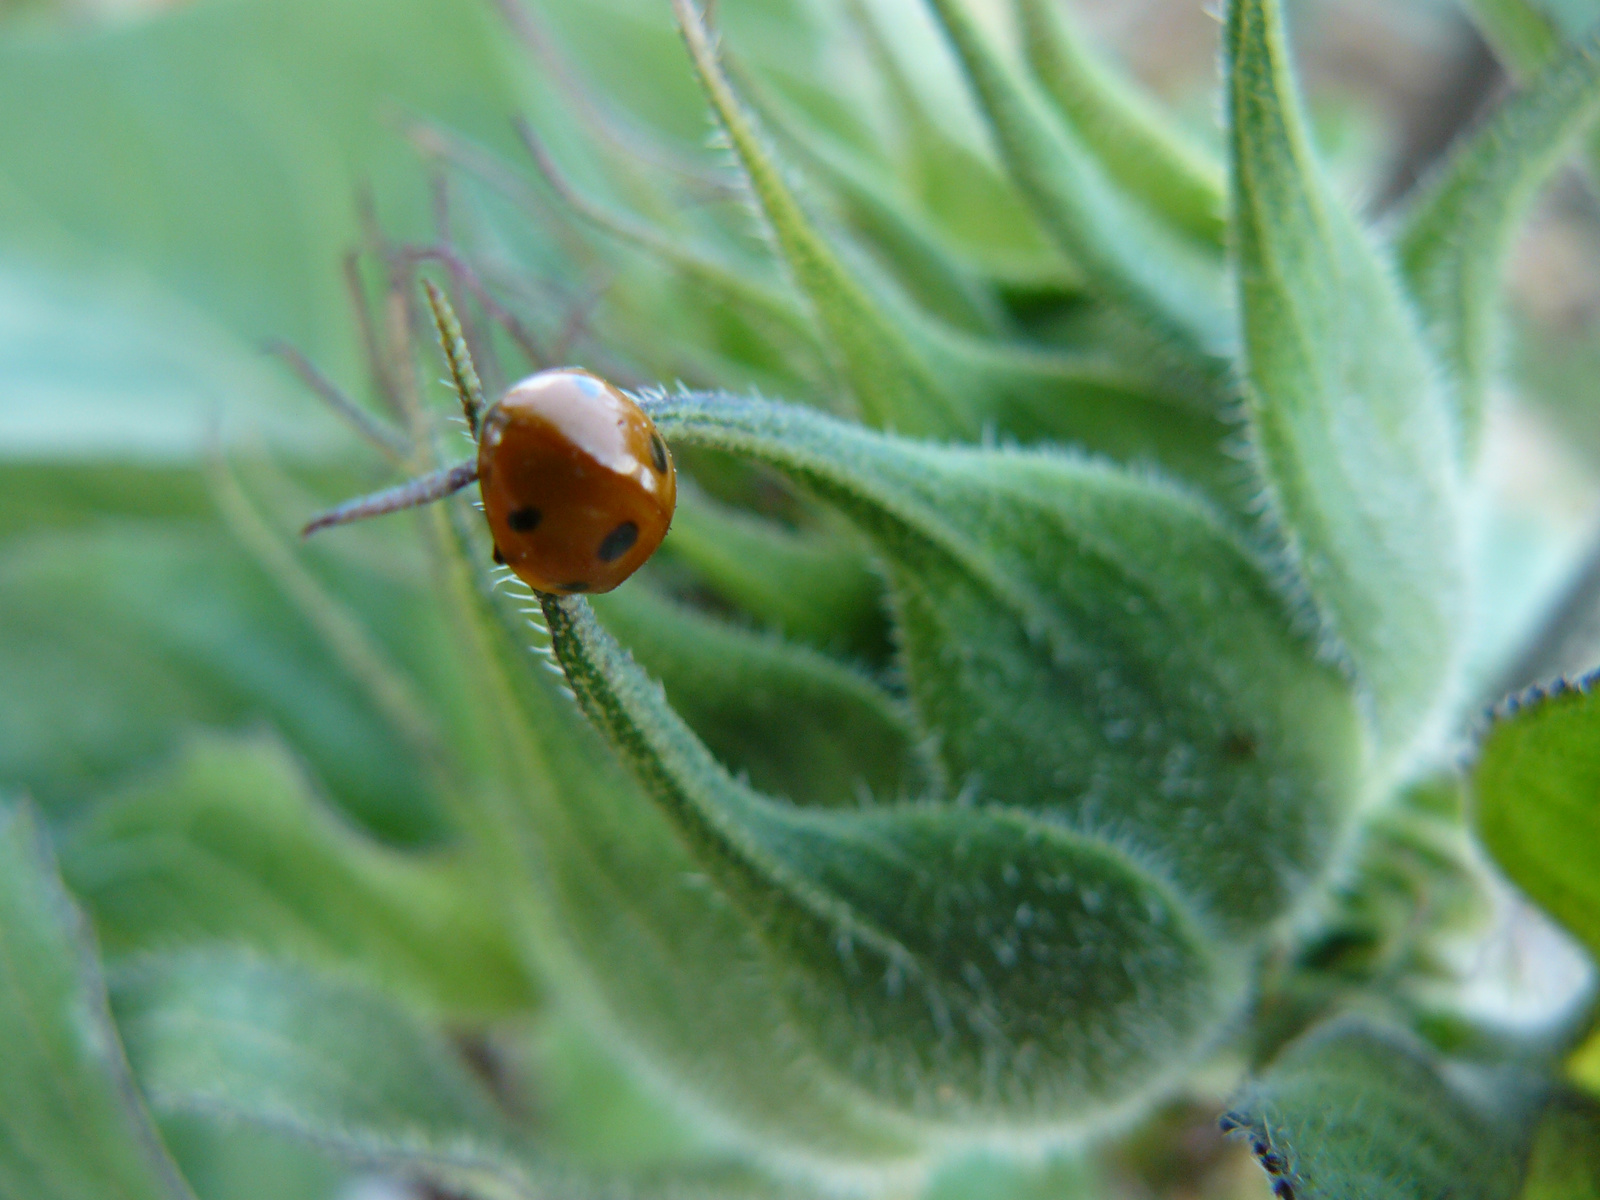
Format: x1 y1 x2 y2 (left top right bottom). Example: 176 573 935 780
477 369 675 595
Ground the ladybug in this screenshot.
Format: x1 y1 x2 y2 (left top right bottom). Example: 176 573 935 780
304 368 675 596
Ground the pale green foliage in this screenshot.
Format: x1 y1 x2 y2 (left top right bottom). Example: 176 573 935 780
9 0 1600 1195
0 800 195 1200
58 734 536 1018
1227 0 1466 762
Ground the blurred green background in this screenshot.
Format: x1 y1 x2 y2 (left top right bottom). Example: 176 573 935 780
5 0 1600 1197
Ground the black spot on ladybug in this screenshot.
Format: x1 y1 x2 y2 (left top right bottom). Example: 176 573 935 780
508 506 542 532
492 546 505 565
561 581 591 594
1261 1153 1287 1175
649 432 669 474
597 520 639 564
1253 1141 1269 1158
1272 1180 1294 1200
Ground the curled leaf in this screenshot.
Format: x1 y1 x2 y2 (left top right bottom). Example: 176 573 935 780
645 391 1363 936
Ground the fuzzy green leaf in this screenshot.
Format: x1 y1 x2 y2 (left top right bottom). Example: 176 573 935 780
1223 1018 1535 1200
0 505 448 841
1226 0 1467 759
659 485 887 657
57 733 536 1019
669 0 1224 472
1398 26 1600 454
671 0 967 436
0 799 196 1200
921 0 1232 374
594 587 928 807
1014 0 1227 247
542 595 1237 1136
647 391 1363 936
111 951 531 1198
114 951 797 1200
1473 677 1600 961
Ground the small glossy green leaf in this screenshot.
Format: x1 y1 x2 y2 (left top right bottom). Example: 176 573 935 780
58 733 536 1019
647 391 1363 936
1518 1092 1600 1199
1223 1018 1533 1200
1398 26 1600 454
1473 677 1600 961
1227 0 1467 759
593 586 929 807
0 799 195 1200
543 594 1238 1135
1014 0 1227 247
921 0 1232 373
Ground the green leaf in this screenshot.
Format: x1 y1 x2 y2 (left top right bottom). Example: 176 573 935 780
1473 677 1600 962
1517 1092 1600 1199
542 594 1239 1136
1398 26 1600 455
113 951 801 1200
0 505 448 842
667 0 1224 473
670 0 968 436
1222 1018 1535 1200
0 798 195 1200
593 587 931 808
1463 0 1564 76
110 950 529 1196
647 391 1363 936
736 77 1012 337
58 733 536 1019
920 0 1232 375
1226 0 1467 760
657 484 887 658
1013 0 1227 248
0 0 533 393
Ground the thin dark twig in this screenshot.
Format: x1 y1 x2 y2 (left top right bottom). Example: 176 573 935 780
263 339 410 461
486 0 737 200
302 458 479 537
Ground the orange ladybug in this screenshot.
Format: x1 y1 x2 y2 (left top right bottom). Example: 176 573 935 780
304 368 675 596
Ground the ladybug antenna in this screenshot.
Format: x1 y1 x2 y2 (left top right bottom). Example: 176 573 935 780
422 279 487 438
302 458 479 538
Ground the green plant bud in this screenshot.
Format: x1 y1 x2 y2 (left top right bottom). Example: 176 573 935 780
463 388 1370 1170
542 594 1239 1138
644 391 1365 936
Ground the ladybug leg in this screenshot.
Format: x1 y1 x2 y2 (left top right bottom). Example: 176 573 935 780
302 458 479 537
